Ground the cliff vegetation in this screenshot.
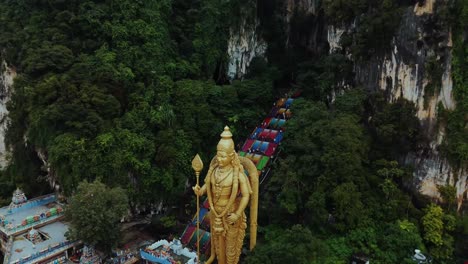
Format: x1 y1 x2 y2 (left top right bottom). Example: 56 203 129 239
0 0 466 262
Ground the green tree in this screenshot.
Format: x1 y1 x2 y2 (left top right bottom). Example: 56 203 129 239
422 204 444 246
421 204 455 262
444 0 468 166
376 221 425 263
367 96 423 159
454 215 468 261
262 98 368 230
66 180 129 253
331 183 366 231
297 54 353 102
244 225 329 264
323 0 368 24
437 185 457 211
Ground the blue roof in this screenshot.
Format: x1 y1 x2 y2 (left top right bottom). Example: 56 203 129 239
8 221 73 264
0 194 74 264
0 195 60 236
140 250 171 264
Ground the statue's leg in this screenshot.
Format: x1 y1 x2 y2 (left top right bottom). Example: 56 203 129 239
225 213 247 264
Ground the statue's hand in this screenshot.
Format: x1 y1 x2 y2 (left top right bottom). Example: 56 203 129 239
227 213 239 224
192 185 201 196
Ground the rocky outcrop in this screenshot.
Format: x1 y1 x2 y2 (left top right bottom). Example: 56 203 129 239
414 0 435 16
226 0 268 80
227 18 267 80
406 126 467 211
285 0 327 55
0 61 16 168
36 148 60 192
286 0 319 18
377 45 455 123
327 26 345 54
353 3 467 209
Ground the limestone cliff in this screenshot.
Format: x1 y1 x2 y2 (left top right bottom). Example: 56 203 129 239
0 61 15 169
325 1 466 209
354 2 466 210
227 17 267 80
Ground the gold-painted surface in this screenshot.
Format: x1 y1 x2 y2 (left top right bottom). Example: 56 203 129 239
192 154 204 172
193 126 258 264
192 153 204 263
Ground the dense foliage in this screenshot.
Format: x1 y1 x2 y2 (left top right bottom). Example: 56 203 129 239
324 0 408 59
65 180 128 252
0 0 466 262
252 89 432 263
0 0 274 205
442 0 468 166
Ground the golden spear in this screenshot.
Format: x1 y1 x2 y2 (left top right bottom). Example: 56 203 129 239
191 154 203 263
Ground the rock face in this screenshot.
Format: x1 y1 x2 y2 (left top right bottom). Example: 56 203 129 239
227 1 267 80
285 0 319 46
327 26 345 54
227 18 267 80
414 0 435 16
0 61 16 168
286 0 319 17
346 3 467 209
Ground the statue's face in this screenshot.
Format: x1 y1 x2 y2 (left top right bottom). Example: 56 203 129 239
216 150 232 168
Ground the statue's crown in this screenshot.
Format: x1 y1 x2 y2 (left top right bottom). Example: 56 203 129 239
217 126 235 152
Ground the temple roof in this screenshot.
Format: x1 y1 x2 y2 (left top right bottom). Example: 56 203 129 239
0 194 58 236
8 221 71 264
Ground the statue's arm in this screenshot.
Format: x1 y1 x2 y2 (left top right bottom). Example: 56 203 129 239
199 184 207 195
235 174 250 216
193 183 207 196
193 172 211 196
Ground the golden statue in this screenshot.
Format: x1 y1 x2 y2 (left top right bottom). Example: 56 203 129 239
192 126 258 264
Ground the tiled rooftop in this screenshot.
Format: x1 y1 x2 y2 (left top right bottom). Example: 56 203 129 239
0 193 73 264
0 195 61 236
8 221 71 263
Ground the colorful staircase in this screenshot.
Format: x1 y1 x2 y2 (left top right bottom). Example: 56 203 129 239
179 93 299 255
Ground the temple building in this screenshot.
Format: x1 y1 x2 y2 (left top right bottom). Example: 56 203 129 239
140 239 197 264
0 189 79 264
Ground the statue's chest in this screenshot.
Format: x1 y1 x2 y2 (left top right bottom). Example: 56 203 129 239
213 169 234 187
212 170 235 200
